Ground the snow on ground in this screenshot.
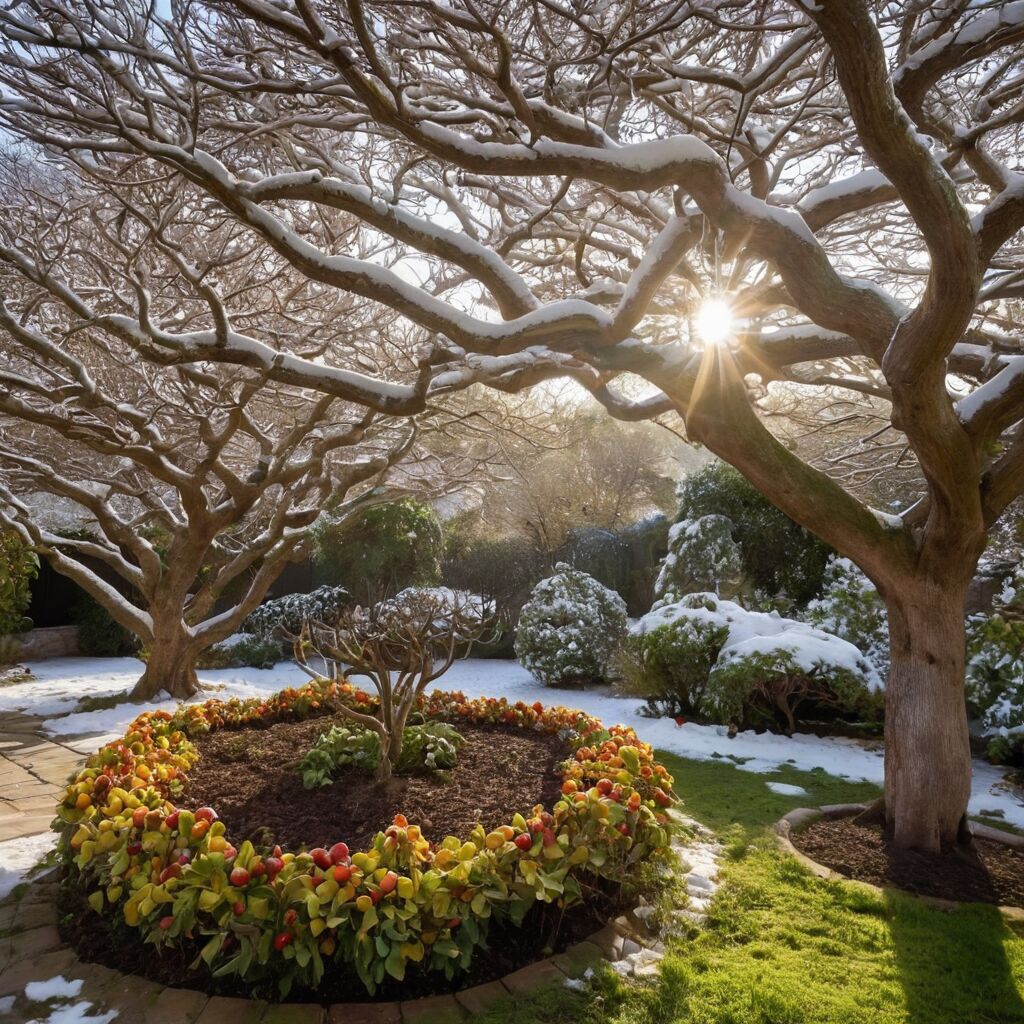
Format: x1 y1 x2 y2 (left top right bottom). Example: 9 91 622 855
765 782 809 797
0 832 56 901
10 656 1024 829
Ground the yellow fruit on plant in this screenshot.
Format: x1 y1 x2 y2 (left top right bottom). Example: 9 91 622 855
355 895 373 913
208 835 228 853
75 793 92 810
397 877 415 900
319 935 336 956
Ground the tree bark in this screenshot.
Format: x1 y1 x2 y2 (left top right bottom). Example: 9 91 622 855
130 618 199 701
883 581 972 853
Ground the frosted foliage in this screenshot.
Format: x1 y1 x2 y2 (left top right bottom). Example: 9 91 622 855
804 557 890 679
654 515 744 602
242 585 351 639
515 563 628 686
966 560 1024 736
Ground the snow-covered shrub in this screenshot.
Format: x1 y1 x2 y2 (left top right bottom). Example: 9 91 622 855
674 462 832 605
634 593 881 731
805 557 889 679
195 633 282 670
242 585 351 640
703 633 882 734
966 561 1024 762
621 616 729 715
515 564 628 686
654 514 744 602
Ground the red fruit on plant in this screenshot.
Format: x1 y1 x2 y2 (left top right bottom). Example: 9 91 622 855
527 819 544 835
447 917 461 929
596 779 613 796
540 811 554 827
532 701 543 713
653 788 672 807
310 848 332 870
273 932 293 951
265 857 284 877
126 842 142 856
332 864 351 884
194 807 217 823
329 842 350 864
233 901 245 916
159 864 182 884
514 833 533 851
616 823 631 836
177 852 192 866
93 774 112 793
379 871 398 895
283 909 298 926
272 845 282 858
132 807 148 830
164 810 180 830
223 845 237 862
158 915 174 930
229 867 250 887
250 859 266 878
542 828 556 847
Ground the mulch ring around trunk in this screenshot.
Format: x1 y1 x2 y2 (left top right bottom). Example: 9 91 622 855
180 714 570 852
790 816 1024 906
58 713 636 1003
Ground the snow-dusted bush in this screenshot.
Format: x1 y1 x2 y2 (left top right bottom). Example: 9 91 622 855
634 593 881 731
621 616 729 716
195 633 282 670
805 557 889 679
966 561 1024 762
654 514 744 603
515 564 628 686
241 585 351 640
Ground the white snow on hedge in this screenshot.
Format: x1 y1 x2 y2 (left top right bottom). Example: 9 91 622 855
638 594 882 690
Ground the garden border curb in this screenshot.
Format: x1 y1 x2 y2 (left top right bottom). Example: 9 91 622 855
0 868 673 1024
773 804 1024 921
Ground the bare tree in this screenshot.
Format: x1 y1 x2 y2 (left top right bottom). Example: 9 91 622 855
1 0 1023 851
295 590 497 779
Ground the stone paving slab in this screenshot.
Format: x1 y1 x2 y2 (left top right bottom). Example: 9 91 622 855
399 993 466 1024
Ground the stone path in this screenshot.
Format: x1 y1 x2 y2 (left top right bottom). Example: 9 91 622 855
0 712 85 842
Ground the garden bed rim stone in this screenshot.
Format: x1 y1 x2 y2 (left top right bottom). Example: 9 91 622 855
773 803 1024 919
0 872 667 1023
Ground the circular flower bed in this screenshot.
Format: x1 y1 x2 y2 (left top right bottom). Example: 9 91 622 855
53 679 675 998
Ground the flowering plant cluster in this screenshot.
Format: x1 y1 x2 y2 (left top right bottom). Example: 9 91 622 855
54 681 675 996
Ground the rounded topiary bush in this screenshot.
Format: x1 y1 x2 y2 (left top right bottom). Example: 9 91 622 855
54 681 674 999
515 563 628 686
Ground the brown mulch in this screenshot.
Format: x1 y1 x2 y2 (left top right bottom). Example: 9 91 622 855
179 715 570 851
791 817 1024 906
58 713 629 1004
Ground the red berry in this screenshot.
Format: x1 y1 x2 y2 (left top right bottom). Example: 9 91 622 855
229 867 250 887
232 901 245 916
447 917 461 929
158 915 174 930
310 848 332 870
164 810 180 830
596 779 613 796
265 857 284 876
329 842 350 864
653 788 672 807
617 823 631 836
273 931 293 951
542 828 556 847
514 833 533 851
332 864 351 884
283 909 298 926
126 842 142 856
194 807 217 823
379 871 398 895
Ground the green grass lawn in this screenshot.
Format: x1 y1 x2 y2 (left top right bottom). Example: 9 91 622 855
472 754 1024 1024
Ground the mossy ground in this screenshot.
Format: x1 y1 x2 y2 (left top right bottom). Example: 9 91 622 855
472 753 1024 1024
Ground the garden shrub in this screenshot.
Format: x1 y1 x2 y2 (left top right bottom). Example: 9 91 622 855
653 514 744 602
634 594 881 731
0 531 38 635
702 635 882 734
195 634 283 670
514 563 628 686
71 594 139 656
619 617 729 716
674 462 833 605
804 557 890 679
54 682 674 997
966 561 1024 763
299 719 465 787
314 498 443 605
242 585 351 641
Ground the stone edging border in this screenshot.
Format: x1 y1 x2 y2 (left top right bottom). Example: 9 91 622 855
773 803 1024 921
0 819 719 1024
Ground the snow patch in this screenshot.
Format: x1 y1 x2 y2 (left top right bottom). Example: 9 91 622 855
765 781 808 796
0 832 56 901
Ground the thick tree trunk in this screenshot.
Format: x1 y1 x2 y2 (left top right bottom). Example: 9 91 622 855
130 618 199 701
883 582 972 852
